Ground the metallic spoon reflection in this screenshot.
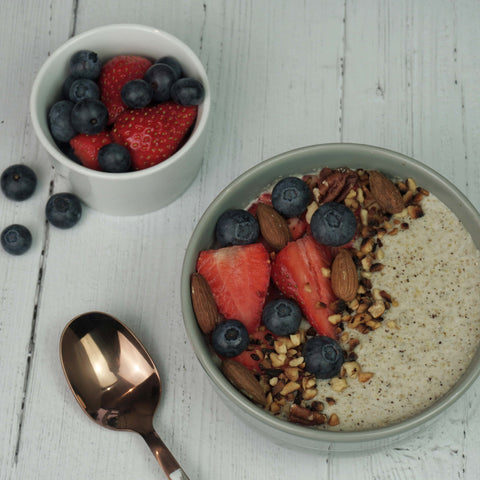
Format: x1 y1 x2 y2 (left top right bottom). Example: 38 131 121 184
60 311 189 480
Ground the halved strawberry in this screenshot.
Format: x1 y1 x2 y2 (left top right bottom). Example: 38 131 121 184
111 102 198 170
232 328 275 374
69 131 112 170
271 235 337 338
99 55 152 123
196 243 271 333
287 215 308 240
247 192 273 215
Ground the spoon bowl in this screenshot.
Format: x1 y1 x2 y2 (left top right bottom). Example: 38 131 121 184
60 311 189 479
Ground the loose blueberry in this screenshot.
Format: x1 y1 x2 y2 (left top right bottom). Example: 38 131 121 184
156 56 183 80
170 77 205 106
45 193 82 229
70 99 108 135
262 298 302 336
271 177 311 217
303 336 344 379
68 78 100 103
98 143 132 173
143 63 176 102
48 100 77 143
310 202 357 247
211 319 249 358
215 209 260 247
1 164 37 201
1 224 32 255
69 50 102 79
121 79 153 109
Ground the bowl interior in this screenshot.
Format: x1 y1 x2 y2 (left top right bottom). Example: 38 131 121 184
181 143 480 451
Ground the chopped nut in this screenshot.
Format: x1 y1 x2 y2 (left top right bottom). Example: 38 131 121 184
386 320 399 329
343 361 360 378
289 356 304 368
270 352 287 368
368 300 386 318
289 404 326 426
274 340 288 355
269 377 279 387
330 376 348 392
407 177 417 192
358 372 374 383
321 267 331 278
303 388 318 400
289 333 302 347
280 381 301 396
305 201 319 224
284 366 299 382
328 313 343 325
328 413 340 426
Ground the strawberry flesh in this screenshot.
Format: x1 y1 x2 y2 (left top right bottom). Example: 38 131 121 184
111 102 198 170
196 243 271 333
69 131 112 170
271 235 337 338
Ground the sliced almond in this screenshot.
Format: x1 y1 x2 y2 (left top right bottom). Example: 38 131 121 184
221 359 267 406
331 249 358 302
368 170 405 214
256 203 291 251
190 273 219 334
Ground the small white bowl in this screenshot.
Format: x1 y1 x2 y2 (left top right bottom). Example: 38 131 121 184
30 24 211 216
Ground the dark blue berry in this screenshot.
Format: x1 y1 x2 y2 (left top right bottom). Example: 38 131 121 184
70 99 108 135
156 56 183 80
215 209 259 247
303 336 344 379
98 143 132 173
1 164 37 201
121 79 153 109
170 78 205 106
62 75 76 99
69 50 102 79
143 63 176 102
262 298 302 336
48 100 76 143
211 320 249 358
310 202 357 247
1 224 32 255
46 193 82 229
271 177 311 217
68 78 100 103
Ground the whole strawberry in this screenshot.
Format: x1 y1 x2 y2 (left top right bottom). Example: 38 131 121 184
111 102 197 170
99 55 152 124
70 131 112 170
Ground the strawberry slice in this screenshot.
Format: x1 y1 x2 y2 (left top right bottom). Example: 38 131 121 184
232 328 275 374
286 215 308 240
271 235 337 338
196 243 271 333
111 102 198 170
69 131 112 170
99 55 152 123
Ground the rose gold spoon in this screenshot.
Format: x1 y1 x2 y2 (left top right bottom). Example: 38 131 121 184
60 311 189 480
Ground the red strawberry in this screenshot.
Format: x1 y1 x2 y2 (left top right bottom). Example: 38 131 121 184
287 215 308 240
111 102 198 170
69 131 112 170
271 235 337 338
247 192 273 215
196 243 271 333
99 55 152 123
233 328 275 374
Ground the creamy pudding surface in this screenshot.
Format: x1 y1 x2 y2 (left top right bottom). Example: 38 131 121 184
317 193 480 431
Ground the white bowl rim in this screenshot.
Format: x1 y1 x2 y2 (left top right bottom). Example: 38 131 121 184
181 142 480 446
29 23 211 180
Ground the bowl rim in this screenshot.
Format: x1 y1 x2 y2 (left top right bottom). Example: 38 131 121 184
29 23 211 180
181 142 480 445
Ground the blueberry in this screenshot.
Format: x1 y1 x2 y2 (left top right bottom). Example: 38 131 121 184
62 75 76 99
271 177 311 217
211 319 249 358
156 56 183 80
121 79 153 109
1 164 37 201
1 224 32 255
48 100 77 143
303 336 344 379
46 193 82 229
70 99 108 135
215 209 259 247
143 63 176 103
98 143 132 173
69 50 102 79
262 298 302 336
310 202 357 247
170 78 205 106
68 78 100 103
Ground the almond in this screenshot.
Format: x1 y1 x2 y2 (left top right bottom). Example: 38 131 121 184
368 170 404 214
256 203 291 251
331 249 358 302
191 273 219 334
221 359 267 406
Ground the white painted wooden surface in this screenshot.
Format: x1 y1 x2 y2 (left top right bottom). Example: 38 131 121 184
1 1 480 479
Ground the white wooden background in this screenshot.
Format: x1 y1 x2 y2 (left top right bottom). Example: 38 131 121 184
1 1 479 479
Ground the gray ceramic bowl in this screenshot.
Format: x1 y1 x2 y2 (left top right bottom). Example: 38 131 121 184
180 143 480 452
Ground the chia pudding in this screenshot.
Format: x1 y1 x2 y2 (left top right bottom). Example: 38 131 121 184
191 167 480 431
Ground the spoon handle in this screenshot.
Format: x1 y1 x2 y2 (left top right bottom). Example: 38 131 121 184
142 430 190 480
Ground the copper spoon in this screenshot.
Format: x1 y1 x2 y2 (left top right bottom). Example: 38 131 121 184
60 311 190 480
